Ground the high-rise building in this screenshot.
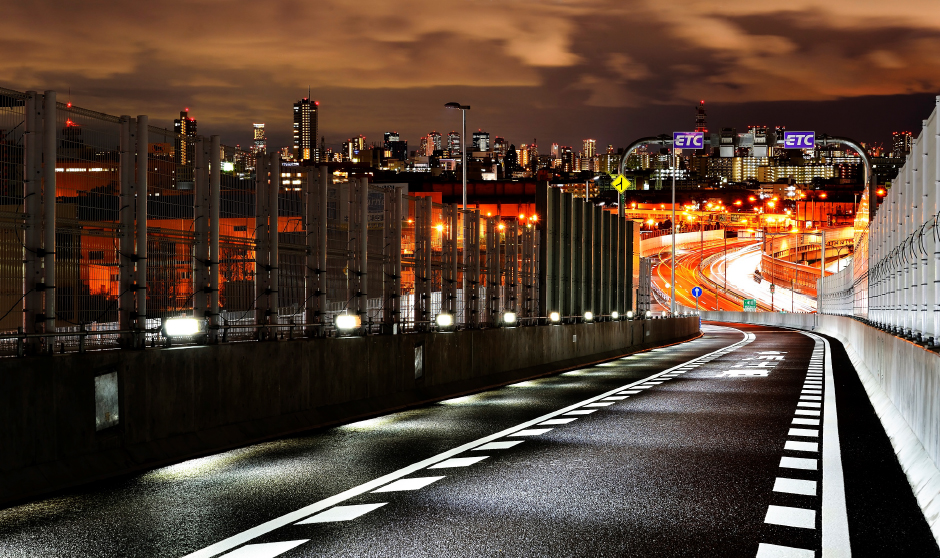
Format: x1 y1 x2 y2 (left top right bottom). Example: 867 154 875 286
892 131 914 158
252 123 266 155
174 109 197 184
695 100 707 133
472 130 490 152
447 131 461 154
344 135 366 161
551 143 560 160
493 137 507 156
582 139 596 159
419 137 429 157
560 146 574 172
293 97 319 162
527 142 538 170
384 132 407 161
428 131 442 153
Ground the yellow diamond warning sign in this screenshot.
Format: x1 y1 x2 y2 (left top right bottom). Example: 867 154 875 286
610 174 631 193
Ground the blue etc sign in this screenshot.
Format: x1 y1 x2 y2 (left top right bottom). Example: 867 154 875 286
673 132 704 149
692 286 703 298
784 131 815 149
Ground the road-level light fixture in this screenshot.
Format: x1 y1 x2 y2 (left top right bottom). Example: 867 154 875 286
503 311 517 326
584 311 594 322
645 310 653 319
626 311 634 320
335 313 361 335
611 311 620 320
550 311 561 323
164 317 201 337
436 312 454 331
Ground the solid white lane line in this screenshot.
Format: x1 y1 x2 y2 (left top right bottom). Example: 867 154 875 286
474 441 523 450
780 457 818 470
220 540 310 558
540 418 579 425
295 504 387 524
788 428 819 438
183 330 756 558
773 477 818 496
794 409 821 417
756 542 815 558
510 428 554 436
765 505 817 529
792 418 820 426
563 410 597 416
372 476 446 492
428 456 490 469
785 441 819 452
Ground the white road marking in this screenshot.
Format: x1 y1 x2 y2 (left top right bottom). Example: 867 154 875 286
584 402 615 407
182 331 756 558
773 477 818 496
765 505 817 529
510 428 554 436
220 540 309 558
756 542 815 558
474 441 523 450
797 402 822 408
792 418 820 426
539 418 579 425
794 409 821 417
372 476 445 492
785 441 819 452
788 428 819 438
780 457 818 470
618 390 641 395
295 504 387 524
601 396 628 401
800 396 822 401
428 456 489 469
563 410 597 416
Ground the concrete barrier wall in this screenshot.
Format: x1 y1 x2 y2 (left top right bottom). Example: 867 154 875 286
703 311 940 541
0 318 698 506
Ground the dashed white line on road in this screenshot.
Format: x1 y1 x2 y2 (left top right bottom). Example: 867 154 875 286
474 441 523 450
785 441 819 452
296 504 387 524
563 410 597 416
788 428 819 438
780 456 818 470
756 542 815 558
765 505 817 529
797 402 822 408
773 478 818 496
220 540 309 558
792 418 820 426
372 477 446 492
539 418 579 425
429 456 490 469
510 428 554 436
584 402 615 407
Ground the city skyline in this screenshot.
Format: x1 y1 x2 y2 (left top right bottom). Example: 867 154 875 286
4 1 939 151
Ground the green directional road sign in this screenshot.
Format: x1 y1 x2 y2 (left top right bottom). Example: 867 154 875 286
610 174 631 193
743 299 757 312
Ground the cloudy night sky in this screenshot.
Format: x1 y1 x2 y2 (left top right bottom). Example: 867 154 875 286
4 0 940 152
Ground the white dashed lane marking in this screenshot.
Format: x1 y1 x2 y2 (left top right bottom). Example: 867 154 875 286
474 441 523 450
221 540 310 557
539 418 579 425
773 478 818 496
765 505 816 529
780 457 818 470
510 428 554 436
296 504 388 524
756 542 815 558
428 456 490 469
372 477 445 492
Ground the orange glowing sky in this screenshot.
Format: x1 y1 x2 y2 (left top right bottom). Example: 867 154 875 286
4 0 940 150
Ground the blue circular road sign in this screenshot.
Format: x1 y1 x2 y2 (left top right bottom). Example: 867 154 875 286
692 287 703 298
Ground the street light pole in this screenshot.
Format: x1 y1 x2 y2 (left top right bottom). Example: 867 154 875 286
445 102 471 325
671 143 676 315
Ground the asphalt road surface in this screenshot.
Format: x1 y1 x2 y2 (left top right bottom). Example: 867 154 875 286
0 323 936 557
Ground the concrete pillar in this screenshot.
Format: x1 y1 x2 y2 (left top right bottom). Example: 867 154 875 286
383 186 402 328
42 91 56 335
23 91 42 335
193 137 209 318
572 197 583 318
318 166 329 325
254 155 269 326
450 204 458 314
135 115 148 337
268 152 280 326
465 209 480 327
559 192 571 317
357 176 369 322
304 167 320 332
209 135 221 336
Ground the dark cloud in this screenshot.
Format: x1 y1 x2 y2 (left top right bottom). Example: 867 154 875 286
2 0 938 151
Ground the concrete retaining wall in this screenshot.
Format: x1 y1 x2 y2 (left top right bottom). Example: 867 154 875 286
703 311 940 542
0 318 698 506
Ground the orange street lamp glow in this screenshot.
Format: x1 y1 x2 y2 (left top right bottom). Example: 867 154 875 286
748 196 756 201
435 223 444 232
734 200 742 206
530 214 538 222
819 193 827 199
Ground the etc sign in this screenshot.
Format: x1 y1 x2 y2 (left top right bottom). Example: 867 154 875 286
673 132 704 149
784 131 815 149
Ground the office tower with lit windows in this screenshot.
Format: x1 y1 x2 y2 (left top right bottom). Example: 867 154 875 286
560 146 574 172
551 143 560 160
174 109 197 184
428 131 442 153
472 130 490 152
293 97 319 162
419 137 429 156
493 137 507 156
695 100 707 132
384 132 407 161
892 131 913 158
582 139 596 159
252 123 266 155
447 131 461 154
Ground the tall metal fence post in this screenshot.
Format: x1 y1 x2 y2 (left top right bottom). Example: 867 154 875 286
535 181 552 321
254 154 269 328
318 165 329 328
209 135 221 339
24 91 42 337
508 220 519 314
135 115 148 345
423 197 433 328
119 116 135 337
593 206 603 317
573 197 584 318
305 167 320 334
601 211 611 318
466 210 480 327
934 99 940 343
383 186 402 329
193 137 209 319
268 152 279 328
42 91 56 337
357 176 368 325
583 202 593 318
450 204 459 315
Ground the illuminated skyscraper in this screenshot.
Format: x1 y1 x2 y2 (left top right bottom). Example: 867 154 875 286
551 143 560 160
419 137 429 156
695 100 707 133
293 97 319 162
493 137 507 156
384 132 407 161
252 123 266 155
892 131 913 158
447 131 461 154
174 109 197 184
582 139 596 158
560 146 574 172
472 130 490 152
428 131 442 152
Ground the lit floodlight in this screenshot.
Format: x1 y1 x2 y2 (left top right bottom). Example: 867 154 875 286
611 311 620 320
584 311 594 322
335 313 361 332
164 317 200 337
550 311 561 323
503 311 517 325
626 311 634 320
645 310 653 319
436 313 454 329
